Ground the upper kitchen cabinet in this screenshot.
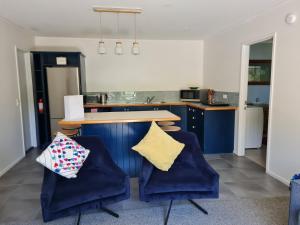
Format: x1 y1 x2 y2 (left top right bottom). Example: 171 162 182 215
31 51 86 147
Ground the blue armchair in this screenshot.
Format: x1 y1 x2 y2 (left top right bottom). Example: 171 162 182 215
40 136 130 223
139 131 219 224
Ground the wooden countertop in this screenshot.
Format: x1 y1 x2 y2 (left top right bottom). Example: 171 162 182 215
58 110 180 125
84 102 238 111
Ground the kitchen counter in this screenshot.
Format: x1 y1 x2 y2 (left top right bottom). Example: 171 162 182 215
84 101 238 111
58 110 180 126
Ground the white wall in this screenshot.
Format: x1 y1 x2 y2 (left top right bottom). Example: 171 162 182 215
0 17 34 176
34 37 204 92
203 0 300 183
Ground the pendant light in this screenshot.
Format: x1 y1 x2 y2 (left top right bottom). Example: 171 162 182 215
132 13 140 55
115 13 123 55
97 13 106 54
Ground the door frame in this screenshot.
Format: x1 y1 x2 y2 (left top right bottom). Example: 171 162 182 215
14 46 37 153
237 32 277 173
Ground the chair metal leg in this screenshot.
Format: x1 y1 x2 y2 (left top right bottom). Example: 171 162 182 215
101 206 119 218
188 200 208 215
164 200 173 225
76 212 81 225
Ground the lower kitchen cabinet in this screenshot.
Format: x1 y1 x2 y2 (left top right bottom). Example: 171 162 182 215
204 110 235 154
187 106 235 154
170 106 187 131
85 107 112 113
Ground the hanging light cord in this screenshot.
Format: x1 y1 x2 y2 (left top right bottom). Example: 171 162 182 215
117 13 120 41
134 13 137 42
99 13 103 41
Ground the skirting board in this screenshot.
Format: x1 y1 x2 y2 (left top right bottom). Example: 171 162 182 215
267 169 290 186
0 154 25 178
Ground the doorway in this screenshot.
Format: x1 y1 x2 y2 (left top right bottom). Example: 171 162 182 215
237 33 276 172
245 39 273 168
16 48 37 151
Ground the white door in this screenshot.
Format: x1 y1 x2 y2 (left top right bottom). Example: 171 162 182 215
16 49 32 151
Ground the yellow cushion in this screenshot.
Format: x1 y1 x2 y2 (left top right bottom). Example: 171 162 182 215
132 121 185 171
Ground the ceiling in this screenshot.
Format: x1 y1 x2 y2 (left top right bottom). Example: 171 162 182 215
0 0 288 40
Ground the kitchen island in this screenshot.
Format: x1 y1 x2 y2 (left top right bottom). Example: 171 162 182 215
59 110 180 177
83 102 238 155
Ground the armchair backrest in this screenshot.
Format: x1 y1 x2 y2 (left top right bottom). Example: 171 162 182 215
73 136 116 171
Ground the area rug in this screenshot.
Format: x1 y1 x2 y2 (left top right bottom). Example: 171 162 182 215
1 197 289 225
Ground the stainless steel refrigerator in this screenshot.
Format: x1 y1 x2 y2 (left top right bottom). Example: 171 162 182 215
46 67 80 136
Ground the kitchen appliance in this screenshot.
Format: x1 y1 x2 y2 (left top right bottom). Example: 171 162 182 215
180 89 200 102
46 67 80 136
99 93 108 104
245 106 263 148
200 89 230 106
84 94 100 103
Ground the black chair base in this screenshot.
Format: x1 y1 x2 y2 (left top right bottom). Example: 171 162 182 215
76 206 119 225
164 199 208 225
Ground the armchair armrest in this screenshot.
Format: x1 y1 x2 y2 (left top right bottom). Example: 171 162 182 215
139 158 154 187
192 145 219 179
41 168 57 208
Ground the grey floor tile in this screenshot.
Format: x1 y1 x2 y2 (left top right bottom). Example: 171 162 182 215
223 181 274 199
0 198 40 223
0 149 290 224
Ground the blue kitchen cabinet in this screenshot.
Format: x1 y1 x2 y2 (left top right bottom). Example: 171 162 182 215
85 107 112 113
187 106 204 145
111 107 132 112
131 106 154 111
203 110 235 154
31 51 86 147
111 105 170 111
169 106 187 131
187 106 235 154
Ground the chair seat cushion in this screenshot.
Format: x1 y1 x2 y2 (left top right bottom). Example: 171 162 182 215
49 169 126 212
145 161 216 194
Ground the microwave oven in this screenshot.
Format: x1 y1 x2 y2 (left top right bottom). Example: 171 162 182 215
180 89 201 102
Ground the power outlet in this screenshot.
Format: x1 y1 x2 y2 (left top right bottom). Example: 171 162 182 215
222 94 228 99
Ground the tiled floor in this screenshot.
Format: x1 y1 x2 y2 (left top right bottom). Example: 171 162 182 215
0 149 289 224
245 145 267 168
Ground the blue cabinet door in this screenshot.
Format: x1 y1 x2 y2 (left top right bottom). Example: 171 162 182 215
111 107 130 112
203 110 235 154
85 107 112 113
170 106 187 131
187 106 234 154
187 106 204 148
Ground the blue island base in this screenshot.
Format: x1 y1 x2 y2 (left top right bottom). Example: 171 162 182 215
82 122 151 177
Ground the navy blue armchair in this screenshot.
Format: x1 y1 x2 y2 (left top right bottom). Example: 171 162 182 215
40 136 130 223
139 131 219 224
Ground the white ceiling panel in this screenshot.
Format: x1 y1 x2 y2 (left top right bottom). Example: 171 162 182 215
0 0 289 39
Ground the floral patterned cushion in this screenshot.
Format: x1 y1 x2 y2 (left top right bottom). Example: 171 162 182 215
36 132 90 179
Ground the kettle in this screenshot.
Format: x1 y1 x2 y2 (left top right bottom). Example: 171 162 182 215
99 93 108 104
